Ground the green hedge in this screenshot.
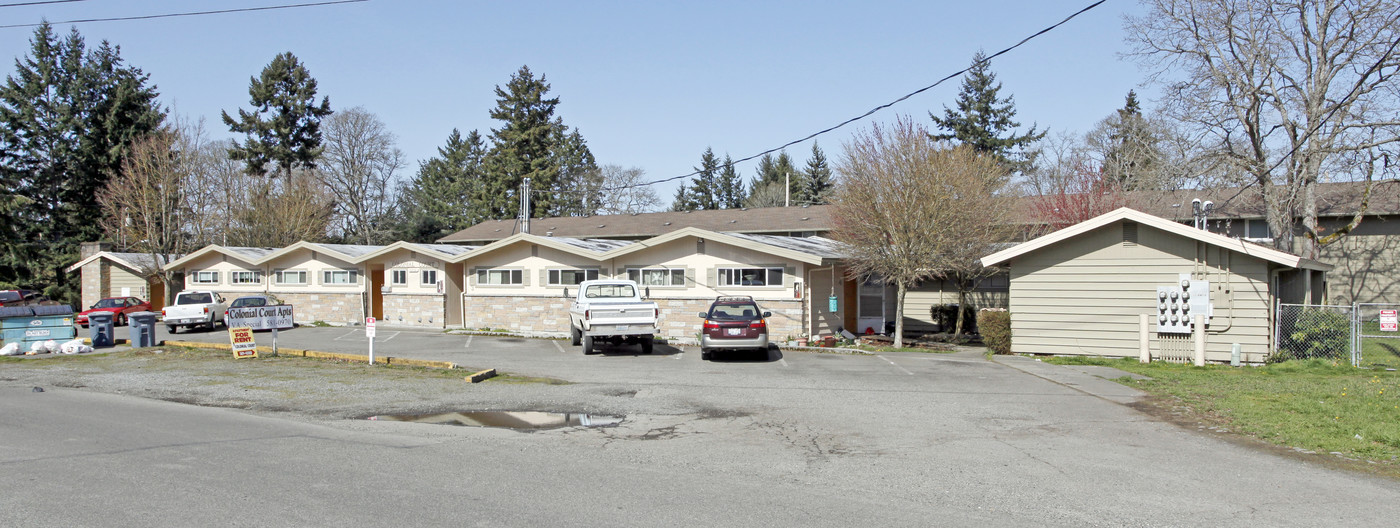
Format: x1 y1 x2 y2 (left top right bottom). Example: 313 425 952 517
977 310 1011 354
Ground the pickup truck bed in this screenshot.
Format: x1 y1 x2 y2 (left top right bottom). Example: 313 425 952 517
567 280 659 355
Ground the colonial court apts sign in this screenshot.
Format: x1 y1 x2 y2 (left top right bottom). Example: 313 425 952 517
226 305 294 331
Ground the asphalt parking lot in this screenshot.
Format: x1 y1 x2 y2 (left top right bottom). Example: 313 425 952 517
46 322 1396 526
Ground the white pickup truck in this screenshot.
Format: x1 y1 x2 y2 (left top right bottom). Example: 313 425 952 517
161 290 227 333
567 280 659 355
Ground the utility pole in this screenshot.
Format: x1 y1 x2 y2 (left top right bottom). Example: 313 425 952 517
785 172 790 207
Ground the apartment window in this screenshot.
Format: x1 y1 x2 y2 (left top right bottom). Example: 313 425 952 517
627 268 685 287
718 267 782 287
390 269 408 285
192 271 219 284
230 271 263 285
274 270 307 285
322 270 358 285
477 269 523 285
548 269 598 286
1246 219 1272 239
421 270 438 285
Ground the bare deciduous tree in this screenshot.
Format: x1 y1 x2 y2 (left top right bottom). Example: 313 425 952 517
831 118 1020 346
590 164 661 215
1128 0 1400 256
97 130 186 303
225 168 335 247
318 107 404 244
1029 161 1137 229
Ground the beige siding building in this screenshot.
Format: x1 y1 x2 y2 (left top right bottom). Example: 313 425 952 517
981 208 1331 364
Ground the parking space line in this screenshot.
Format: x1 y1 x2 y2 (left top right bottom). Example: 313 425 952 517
378 331 401 342
779 358 790 368
876 355 914 375
463 335 473 349
675 351 684 360
333 330 361 341
552 340 567 354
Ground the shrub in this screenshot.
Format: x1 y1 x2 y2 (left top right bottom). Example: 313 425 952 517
977 309 1011 354
1276 308 1350 362
931 303 978 334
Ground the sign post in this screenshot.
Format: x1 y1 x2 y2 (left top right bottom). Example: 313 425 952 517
1381 310 1398 332
366 316 377 365
229 326 257 359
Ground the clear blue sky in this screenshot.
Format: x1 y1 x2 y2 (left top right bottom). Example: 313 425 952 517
1 0 1148 200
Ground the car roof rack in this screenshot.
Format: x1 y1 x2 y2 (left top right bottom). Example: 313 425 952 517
714 296 754 303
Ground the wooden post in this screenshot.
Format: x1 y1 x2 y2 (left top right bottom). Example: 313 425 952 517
1193 314 1206 366
1139 314 1150 363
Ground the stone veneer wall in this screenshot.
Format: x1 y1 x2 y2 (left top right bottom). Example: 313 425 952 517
382 293 446 328
461 295 805 342
81 260 109 310
268 292 363 325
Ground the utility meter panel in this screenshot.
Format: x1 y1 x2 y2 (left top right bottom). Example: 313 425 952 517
1155 274 1212 334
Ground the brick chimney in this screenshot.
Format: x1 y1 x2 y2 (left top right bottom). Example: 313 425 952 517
80 241 113 259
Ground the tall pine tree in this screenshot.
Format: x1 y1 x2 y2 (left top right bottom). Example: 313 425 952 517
222 52 332 176
484 65 563 220
744 151 797 208
795 142 834 205
930 51 1044 174
396 129 489 242
0 23 162 300
1101 90 1161 189
716 155 746 208
548 126 600 216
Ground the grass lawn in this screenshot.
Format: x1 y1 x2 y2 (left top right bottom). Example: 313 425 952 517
1048 356 1400 472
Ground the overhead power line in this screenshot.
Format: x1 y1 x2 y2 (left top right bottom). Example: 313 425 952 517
0 0 89 8
532 0 1108 196
0 0 368 29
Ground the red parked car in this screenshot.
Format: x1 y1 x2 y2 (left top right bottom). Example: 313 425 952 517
76 296 151 327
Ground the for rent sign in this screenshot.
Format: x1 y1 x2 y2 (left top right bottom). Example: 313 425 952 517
226 305 294 331
229 327 257 358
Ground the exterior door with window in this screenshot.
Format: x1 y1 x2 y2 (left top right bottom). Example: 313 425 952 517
857 279 885 335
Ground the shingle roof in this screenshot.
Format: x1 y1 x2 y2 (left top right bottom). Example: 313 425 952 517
1093 180 1400 221
722 233 845 258
437 205 833 243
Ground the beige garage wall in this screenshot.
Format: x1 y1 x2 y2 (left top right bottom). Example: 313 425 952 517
1009 222 1274 363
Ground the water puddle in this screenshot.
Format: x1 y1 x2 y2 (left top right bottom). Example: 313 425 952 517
366 411 623 430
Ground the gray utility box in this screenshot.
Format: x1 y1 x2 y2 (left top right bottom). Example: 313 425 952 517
88 311 115 347
128 311 159 347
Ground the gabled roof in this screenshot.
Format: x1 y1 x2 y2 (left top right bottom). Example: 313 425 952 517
346 241 478 263
979 207 1332 271
162 245 279 270
436 205 833 243
65 252 180 274
450 228 836 265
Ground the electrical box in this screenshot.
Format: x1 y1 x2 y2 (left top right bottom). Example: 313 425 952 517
1155 273 1212 334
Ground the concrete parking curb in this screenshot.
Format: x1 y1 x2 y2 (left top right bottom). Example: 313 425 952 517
464 369 497 383
80 338 129 346
161 340 458 370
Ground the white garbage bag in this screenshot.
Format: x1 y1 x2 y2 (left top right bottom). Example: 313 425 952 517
60 339 86 354
29 341 46 354
42 339 58 353
0 342 19 356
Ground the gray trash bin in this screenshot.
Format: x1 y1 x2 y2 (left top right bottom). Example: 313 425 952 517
128 311 158 347
88 311 114 347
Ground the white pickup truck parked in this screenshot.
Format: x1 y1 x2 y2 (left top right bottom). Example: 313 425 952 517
162 290 227 333
567 280 659 355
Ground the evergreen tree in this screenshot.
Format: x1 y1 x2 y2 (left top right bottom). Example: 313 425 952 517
716 154 745 208
1101 90 1161 189
222 52 332 176
929 51 1045 173
0 23 163 300
484 65 561 219
796 142 834 205
671 182 698 212
396 129 489 242
548 126 600 216
744 151 796 208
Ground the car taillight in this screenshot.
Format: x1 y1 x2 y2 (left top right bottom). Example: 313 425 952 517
584 309 590 320
703 320 719 331
749 320 767 330
161 309 167 317
203 307 209 314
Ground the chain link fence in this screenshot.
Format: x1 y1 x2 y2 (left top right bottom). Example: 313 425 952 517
1355 303 1400 369
1274 304 1356 364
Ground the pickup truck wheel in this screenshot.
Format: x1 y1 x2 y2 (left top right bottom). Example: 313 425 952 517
570 325 581 346
582 334 595 355
641 336 654 355
167 325 177 334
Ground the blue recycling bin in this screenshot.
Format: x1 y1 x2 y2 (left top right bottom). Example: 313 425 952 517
128 311 158 347
88 311 115 348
